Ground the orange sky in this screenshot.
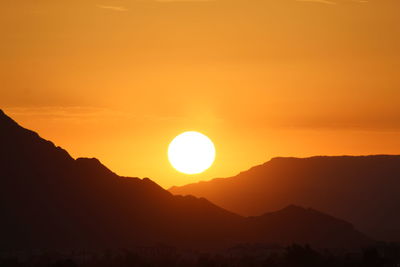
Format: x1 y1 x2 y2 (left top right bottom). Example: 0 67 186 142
1 0 399 188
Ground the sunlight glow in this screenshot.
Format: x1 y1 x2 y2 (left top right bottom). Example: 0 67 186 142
168 131 216 175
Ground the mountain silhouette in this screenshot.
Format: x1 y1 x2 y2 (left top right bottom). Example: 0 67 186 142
0 109 371 250
247 205 374 249
170 155 400 242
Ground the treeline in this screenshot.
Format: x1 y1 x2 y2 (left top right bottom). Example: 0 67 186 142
1 243 399 267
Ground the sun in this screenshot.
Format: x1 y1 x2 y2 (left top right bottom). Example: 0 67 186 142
168 131 216 175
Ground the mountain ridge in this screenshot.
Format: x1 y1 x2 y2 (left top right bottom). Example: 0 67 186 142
171 155 400 191
170 154 400 241
0 109 373 250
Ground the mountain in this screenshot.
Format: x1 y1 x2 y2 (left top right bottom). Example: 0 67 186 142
0 109 371 250
247 205 372 250
170 155 400 242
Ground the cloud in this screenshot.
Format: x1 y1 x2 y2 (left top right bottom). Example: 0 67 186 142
154 0 214 2
296 0 337 4
3 106 131 123
273 114 400 132
296 0 369 4
97 5 128 11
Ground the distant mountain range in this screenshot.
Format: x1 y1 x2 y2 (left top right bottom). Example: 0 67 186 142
170 155 400 242
0 109 372 251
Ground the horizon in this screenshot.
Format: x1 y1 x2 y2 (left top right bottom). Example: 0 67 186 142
3 105 400 188
3 107 399 190
7 107 397 189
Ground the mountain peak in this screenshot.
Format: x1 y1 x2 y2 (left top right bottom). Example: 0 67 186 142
75 157 117 177
281 204 306 213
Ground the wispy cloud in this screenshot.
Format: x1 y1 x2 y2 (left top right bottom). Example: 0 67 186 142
296 0 337 4
97 5 128 11
3 106 131 123
154 0 214 2
296 0 369 4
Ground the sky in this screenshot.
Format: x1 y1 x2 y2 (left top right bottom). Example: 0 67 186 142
1 0 399 188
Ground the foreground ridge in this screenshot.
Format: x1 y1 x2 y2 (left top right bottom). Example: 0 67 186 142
170 154 400 241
